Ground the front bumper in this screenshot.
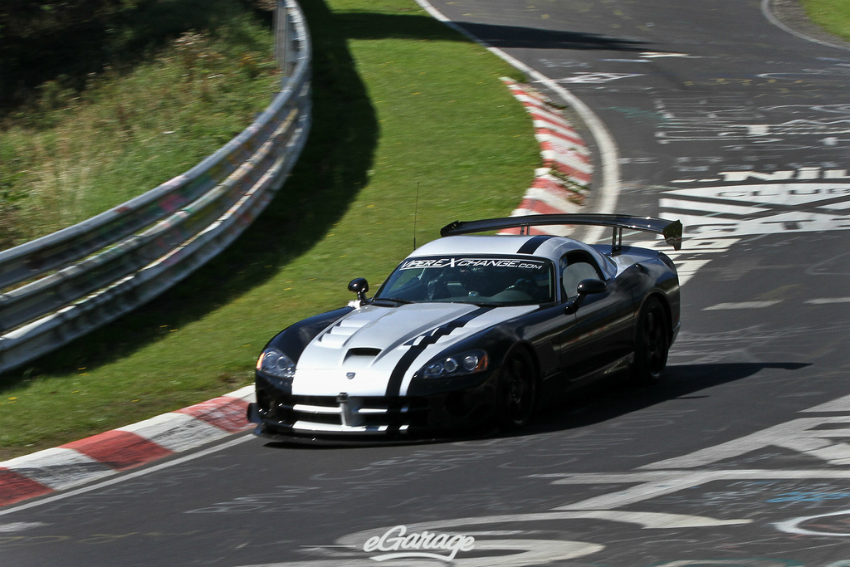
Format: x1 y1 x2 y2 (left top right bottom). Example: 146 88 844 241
249 371 498 440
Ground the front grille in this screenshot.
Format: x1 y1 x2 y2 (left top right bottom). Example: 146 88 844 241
267 394 429 435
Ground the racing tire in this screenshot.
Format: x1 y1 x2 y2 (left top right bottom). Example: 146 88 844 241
495 348 538 431
631 297 670 384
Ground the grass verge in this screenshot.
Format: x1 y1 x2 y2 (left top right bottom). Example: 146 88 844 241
0 0 280 248
801 0 850 40
0 0 538 459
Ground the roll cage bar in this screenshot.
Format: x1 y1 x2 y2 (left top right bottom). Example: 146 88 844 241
440 214 683 254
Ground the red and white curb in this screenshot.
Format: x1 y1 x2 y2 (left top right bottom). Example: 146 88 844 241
501 78 592 236
0 386 255 507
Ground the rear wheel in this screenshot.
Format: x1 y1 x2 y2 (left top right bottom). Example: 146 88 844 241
631 297 669 384
495 348 538 431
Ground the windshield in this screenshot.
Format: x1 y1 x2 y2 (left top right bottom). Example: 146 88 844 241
374 256 555 306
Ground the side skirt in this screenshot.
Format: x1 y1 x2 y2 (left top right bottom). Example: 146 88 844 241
543 352 635 398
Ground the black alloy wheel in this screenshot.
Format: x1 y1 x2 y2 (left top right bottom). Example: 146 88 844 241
632 297 669 384
496 348 538 431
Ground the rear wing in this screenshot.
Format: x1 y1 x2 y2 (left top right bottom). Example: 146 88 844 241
440 214 683 253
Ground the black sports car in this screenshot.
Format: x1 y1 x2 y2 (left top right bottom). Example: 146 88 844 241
247 214 682 440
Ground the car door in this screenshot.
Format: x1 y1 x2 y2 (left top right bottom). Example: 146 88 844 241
558 251 641 383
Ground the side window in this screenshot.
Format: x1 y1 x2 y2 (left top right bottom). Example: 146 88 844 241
560 251 603 300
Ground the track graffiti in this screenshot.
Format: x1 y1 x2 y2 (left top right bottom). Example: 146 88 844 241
654 99 850 147
647 561 802 567
557 72 645 84
660 181 850 237
636 158 850 285
214 392 850 566
776 509 850 537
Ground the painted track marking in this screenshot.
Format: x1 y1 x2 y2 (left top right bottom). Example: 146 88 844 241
806 297 850 304
704 301 783 310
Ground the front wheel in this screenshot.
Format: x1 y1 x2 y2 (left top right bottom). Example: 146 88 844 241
631 297 669 384
495 348 538 431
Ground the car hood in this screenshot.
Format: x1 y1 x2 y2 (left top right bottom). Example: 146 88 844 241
292 302 536 396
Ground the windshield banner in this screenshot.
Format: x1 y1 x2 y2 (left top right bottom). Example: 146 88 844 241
400 257 547 271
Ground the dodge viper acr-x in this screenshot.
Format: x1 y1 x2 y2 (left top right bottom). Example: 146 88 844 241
247 214 683 441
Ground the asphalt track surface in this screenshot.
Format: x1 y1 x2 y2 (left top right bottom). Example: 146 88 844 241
4 1 850 566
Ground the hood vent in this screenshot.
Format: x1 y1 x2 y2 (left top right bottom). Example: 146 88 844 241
343 347 383 368
345 347 382 360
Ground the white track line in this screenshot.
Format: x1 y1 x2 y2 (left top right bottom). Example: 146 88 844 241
703 300 783 310
413 0 621 243
761 0 850 52
806 297 850 305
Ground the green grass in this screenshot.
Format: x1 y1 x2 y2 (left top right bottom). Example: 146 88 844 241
0 1 280 248
802 0 850 40
0 0 538 459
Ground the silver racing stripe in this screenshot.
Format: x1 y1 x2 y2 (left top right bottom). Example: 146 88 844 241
385 307 495 397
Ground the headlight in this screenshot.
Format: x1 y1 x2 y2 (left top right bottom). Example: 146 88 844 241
256 348 296 379
420 350 488 379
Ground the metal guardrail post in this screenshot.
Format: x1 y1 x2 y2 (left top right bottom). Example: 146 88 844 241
0 0 312 374
275 0 289 78
286 5 300 78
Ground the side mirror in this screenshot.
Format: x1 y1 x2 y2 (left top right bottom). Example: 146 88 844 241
576 278 607 296
565 278 607 315
348 278 369 302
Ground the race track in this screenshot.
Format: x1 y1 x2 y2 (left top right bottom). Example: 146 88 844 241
4 0 850 565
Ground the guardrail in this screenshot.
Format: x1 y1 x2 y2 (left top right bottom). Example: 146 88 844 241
0 0 311 374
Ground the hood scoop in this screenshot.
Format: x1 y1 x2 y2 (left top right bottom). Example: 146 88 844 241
343 347 383 370
345 347 382 360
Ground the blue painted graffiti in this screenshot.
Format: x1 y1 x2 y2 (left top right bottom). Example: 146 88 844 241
768 491 850 503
